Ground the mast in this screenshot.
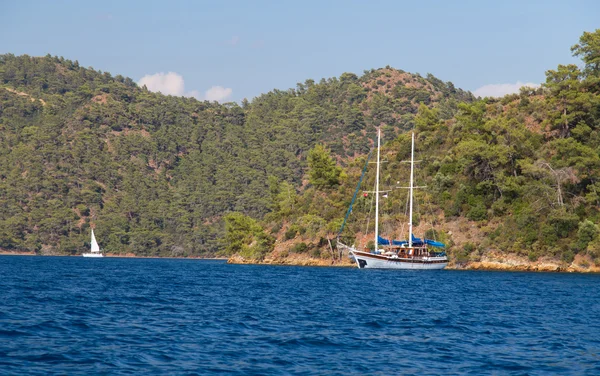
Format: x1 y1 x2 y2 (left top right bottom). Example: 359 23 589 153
374 128 381 252
408 132 415 248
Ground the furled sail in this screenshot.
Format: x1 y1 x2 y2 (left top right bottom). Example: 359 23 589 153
378 234 445 248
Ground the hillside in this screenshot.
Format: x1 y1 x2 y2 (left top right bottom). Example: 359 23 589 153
0 54 471 256
224 30 600 269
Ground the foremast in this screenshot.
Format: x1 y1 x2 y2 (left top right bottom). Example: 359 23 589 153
374 128 381 252
408 132 415 248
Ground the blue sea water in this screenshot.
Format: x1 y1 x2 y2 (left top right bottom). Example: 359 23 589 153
1 257 600 375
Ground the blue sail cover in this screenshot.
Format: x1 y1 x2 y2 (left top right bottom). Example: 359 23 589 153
377 236 391 245
377 234 445 248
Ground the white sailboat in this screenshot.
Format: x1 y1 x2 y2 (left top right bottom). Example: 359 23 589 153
82 229 104 258
340 129 448 269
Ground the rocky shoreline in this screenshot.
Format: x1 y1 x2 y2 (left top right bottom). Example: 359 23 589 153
2 250 597 273
227 252 600 273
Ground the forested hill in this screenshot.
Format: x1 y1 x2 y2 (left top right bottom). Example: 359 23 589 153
0 53 472 256
224 30 600 268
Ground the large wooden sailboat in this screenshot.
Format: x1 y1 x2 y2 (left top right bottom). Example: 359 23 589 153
338 129 448 269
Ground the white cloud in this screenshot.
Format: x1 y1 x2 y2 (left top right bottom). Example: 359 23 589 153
138 73 233 102
205 86 233 102
138 72 187 96
473 81 540 98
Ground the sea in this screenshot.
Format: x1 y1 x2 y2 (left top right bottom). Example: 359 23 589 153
1 256 599 375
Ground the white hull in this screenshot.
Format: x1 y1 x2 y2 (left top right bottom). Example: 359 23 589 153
82 253 104 258
350 250 447 270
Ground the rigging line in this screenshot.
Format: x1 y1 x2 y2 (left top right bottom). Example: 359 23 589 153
338 151 372 239
365 178 376 236
414 147 437 242
424 188 439 241
399 188 409 240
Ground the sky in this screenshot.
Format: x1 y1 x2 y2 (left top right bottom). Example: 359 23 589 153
0 0 598 102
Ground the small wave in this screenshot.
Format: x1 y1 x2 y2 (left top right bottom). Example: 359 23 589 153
0 329 29 337
22 353 70 363
363 320 385 328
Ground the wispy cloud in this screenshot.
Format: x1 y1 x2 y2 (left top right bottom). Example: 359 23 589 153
205 86 233 102
226 36 240 46
473 81 540 98
97 13 114 21
138 72 232 102
251 40 265 49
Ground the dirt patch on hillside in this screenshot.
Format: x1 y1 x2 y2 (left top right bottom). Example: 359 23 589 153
109 128 151 138
362 68 440 101
92 93 108 104
3 87 47 106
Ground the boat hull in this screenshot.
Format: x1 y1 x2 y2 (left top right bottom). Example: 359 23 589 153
82 253 104 258
350 250 447 270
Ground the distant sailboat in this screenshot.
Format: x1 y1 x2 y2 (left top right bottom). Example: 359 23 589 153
82 229 104 258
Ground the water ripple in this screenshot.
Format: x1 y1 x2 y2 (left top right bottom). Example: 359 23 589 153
1 257 600 374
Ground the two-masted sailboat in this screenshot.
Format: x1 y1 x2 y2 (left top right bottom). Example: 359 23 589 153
82 229 104 257
339 129 448 269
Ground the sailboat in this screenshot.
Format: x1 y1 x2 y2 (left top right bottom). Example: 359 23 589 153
339 129 448 269
82 229 104 258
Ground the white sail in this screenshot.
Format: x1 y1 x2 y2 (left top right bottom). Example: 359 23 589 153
91 229 100 253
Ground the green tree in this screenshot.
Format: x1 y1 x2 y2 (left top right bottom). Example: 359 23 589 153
571 29 600 76
307 144 342 189
544 64 592 138
223 212 273 260
575 220 598 252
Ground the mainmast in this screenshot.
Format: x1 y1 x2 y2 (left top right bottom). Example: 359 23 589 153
374 128 381 252
408 132 415 248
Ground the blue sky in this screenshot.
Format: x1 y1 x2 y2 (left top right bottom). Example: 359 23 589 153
1 0 598 101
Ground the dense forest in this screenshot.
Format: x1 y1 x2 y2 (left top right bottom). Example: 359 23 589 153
0 49 472 256
224 29 600 267
1 30 598 266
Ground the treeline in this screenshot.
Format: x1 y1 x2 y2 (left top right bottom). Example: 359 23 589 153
225 30 600 266
0 53 470 255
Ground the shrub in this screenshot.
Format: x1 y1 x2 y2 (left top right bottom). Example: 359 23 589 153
467 203 487 221
575 220 598 252
562 250 575 264
284 226 298 240
463 242 476 253
528 250 539 262
587 238 600 258
270 222 282 235
291 242 308 253
454 249 470 264
76 204 90 216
